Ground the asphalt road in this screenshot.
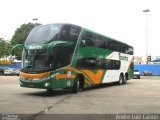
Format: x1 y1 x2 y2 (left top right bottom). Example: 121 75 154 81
0 76 160 119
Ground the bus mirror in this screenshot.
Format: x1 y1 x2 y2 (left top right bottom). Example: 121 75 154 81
11 44 24 55
47 41 73 54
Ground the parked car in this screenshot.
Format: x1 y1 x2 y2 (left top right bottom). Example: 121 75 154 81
142 71 152 76
4 68 20 76
4 68 14 76
134 70 140 79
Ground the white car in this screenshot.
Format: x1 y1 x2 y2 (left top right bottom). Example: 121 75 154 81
134 70 140 79
4 68 20 76
4 68 15 75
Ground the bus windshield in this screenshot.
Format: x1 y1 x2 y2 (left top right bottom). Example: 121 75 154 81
22 50 55 73
22 24 82 73
25 24 62 45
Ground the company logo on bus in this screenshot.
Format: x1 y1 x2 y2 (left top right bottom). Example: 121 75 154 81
29 45 42 50
119 56 128 61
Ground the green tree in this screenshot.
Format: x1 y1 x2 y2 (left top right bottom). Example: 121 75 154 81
11 22 41 59
0 38 12 58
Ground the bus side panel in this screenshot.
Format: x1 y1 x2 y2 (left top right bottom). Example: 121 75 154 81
102 70 121 83
52 68 80 89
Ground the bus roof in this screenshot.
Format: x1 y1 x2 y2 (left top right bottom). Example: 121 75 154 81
35 23 132 47
36 23 82 29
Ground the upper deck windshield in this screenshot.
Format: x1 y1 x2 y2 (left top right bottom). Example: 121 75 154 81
25 24 82 45
25 24 62 45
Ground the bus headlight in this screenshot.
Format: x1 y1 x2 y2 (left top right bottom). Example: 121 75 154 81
44 82 50 87
32 76 51 81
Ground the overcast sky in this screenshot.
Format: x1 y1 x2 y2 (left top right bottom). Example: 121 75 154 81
0 0 160 57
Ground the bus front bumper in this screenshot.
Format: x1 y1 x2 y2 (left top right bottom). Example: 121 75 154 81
19 77 53 89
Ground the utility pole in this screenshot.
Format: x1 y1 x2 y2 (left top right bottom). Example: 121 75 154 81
143 9 150 64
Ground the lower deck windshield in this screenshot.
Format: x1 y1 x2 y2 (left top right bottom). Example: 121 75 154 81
22 50 54 73
22 46 74 73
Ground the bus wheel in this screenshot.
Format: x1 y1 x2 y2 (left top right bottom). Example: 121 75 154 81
73 77 80 93
123 74 128 84
118 74 124 85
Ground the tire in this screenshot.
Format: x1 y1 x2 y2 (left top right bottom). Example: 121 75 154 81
73 77 80 93
123 74 128 84
118 74 124 85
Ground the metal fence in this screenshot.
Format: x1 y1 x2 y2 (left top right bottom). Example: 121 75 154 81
134 64 160 76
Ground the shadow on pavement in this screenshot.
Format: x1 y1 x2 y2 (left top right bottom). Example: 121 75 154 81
21 89 72 97
21 81 133 97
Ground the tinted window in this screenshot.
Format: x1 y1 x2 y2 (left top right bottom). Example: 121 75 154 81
125 46 133 55
46 46 73 69
76 57 98 69
105 40 133 55
59 25 81 44
81 31 133 55
70 27 81 41
94 35 107 49
81 32 108 49
76 58 120 70
81 32 94 47
103 59 120 70
54 25 82 68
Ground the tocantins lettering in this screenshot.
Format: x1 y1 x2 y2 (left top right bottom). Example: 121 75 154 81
119 56 128 61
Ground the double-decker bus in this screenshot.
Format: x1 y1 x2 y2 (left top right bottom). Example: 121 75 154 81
12 23 134 93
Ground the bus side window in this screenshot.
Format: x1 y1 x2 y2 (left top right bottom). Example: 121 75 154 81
59 26 70 41
59 25 81 44
125 46 133 55
81 32 94 47
104 60 112 69
70 27 81 42
77 58 106 70
104 59 120 70
114 60 121 70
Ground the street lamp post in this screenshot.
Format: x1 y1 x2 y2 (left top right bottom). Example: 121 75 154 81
32 18 38 25
143 9 150 64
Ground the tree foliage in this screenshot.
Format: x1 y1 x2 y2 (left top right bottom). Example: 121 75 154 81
11 22 41 59
11 22 41 45
0 38 12 58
